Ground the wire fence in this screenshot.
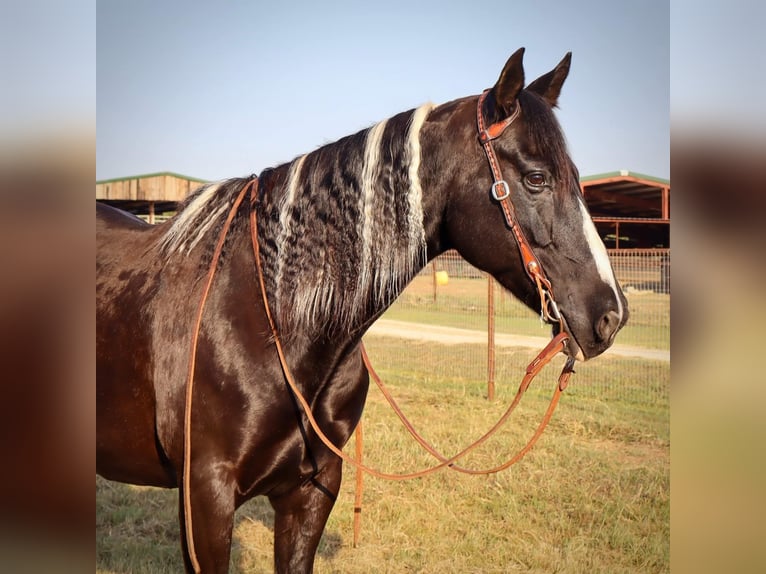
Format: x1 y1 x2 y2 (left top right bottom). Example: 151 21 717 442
365 249 669 407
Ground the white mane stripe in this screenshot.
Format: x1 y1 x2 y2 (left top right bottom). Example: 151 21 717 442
358 119 389 302
184 201 229 254
279 154 307 232
161 181 223 253
405 103 434 264
578 198 624 321
275 154 307 303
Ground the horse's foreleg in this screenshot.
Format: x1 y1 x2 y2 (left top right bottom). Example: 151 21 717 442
177 467 237 574
269 457 343 574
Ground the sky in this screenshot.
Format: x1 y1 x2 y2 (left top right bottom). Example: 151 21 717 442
97 0 669 182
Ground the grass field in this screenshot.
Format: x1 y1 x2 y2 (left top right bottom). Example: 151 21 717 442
96 337 669 573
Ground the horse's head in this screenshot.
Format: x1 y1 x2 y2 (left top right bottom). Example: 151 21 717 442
440 48 628 360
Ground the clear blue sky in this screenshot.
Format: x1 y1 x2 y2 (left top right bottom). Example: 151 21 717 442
97 0 669 181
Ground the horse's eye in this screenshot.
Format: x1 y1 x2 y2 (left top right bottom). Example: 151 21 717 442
525 172 547 188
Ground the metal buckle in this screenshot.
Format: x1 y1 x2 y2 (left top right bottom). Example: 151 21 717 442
491 180 510 201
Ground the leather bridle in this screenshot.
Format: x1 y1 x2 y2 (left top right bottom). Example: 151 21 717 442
476 89 563 328
180 91 575 570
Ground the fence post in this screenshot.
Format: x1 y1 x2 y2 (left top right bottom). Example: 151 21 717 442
487 275 496 401
353 421 364 548
431 260 438 301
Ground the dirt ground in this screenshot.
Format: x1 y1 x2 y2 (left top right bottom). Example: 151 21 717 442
367 319 670 362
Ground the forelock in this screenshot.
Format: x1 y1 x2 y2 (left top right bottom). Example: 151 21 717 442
519 90 576 189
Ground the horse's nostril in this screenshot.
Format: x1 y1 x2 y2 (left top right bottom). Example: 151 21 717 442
596 310 621 343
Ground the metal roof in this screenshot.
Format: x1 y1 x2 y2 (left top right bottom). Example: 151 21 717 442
581 170 670 221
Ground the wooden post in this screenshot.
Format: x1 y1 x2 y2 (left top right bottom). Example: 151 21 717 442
353 421 364 548
487 275 496 401
148 201 155 224
431 260 438 302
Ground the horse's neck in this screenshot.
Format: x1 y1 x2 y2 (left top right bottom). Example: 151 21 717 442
255 103 447 338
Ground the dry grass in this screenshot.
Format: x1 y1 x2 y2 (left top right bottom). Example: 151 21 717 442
97 338 669 573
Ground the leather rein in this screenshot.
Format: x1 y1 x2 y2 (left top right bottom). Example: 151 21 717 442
181 92 575 570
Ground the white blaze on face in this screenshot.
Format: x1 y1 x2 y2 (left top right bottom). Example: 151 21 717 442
577 198 624 321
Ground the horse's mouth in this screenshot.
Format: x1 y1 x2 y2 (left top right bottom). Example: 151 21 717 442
553 313 585 362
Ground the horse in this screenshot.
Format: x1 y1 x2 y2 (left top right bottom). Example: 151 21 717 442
97 48 628 573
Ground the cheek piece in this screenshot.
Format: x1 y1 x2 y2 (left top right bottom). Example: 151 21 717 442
476 90 563 329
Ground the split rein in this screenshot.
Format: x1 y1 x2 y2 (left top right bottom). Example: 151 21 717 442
182 93 575 570
182 179 573 570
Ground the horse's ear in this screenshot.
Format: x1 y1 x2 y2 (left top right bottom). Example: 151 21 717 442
526 52 572 107
492 47 526 115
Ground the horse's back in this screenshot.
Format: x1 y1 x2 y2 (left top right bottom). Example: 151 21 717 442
97 201 148 227
97 202 169 268
97 202 176 487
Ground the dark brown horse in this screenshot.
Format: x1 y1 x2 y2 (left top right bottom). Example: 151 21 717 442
97 48 628 573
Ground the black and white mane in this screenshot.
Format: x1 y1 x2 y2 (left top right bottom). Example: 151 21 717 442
160 103 435 335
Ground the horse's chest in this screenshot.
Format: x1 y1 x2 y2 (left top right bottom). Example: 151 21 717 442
235 362 367 496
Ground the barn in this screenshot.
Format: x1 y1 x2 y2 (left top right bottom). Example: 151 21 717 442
582 170 670 250
96 172 208 224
